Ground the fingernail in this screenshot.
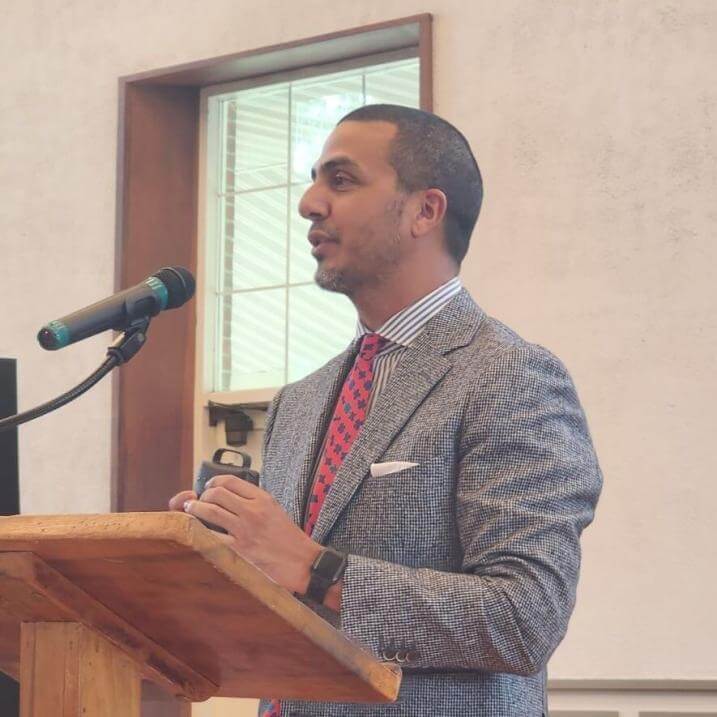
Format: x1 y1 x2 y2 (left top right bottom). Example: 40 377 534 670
183 500 193 513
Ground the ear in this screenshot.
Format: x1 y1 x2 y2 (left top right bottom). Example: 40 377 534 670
410 188 448 238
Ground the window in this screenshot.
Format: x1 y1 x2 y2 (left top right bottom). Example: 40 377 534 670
201 55 420 395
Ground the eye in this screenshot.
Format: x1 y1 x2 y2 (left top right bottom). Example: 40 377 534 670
331 172 353 188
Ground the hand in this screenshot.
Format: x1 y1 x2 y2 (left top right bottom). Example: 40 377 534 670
168 476 322 595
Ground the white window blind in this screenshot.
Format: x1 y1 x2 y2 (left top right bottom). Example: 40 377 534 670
203 56 420 393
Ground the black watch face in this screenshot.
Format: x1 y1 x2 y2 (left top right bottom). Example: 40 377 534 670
315 549 346 582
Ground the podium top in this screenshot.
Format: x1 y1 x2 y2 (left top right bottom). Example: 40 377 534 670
0 512 400 703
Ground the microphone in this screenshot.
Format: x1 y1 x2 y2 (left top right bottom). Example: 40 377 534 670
37 266 195 351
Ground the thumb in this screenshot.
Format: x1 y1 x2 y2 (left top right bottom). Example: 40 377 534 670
168 490 198 512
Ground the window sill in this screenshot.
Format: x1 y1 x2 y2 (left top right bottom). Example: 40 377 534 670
204 387 278 410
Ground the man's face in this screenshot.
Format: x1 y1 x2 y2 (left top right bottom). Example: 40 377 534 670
298 120 410 296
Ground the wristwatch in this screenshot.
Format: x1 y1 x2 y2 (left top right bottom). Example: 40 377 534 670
305 547 348 603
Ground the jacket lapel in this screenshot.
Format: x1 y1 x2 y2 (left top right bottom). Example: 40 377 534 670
310 348 450 544
310 289 485 544
286 344 359 526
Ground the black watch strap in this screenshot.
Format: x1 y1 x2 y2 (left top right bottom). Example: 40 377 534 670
306 547 348 603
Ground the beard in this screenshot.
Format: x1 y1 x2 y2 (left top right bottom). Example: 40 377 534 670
314 232 402 295
314 264 352 294
314 200 405 296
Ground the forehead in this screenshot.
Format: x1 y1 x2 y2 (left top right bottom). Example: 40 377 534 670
314 120 397 174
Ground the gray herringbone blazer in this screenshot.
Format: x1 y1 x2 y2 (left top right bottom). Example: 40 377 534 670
259 290 602 717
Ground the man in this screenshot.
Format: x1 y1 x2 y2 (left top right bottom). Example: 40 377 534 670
170 104 602 716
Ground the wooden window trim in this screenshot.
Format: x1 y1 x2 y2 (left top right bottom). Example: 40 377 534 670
113 13 432 513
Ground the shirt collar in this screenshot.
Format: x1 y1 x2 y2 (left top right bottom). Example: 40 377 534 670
355 276 463 348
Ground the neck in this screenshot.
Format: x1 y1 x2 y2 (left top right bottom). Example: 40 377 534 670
353 268 458 330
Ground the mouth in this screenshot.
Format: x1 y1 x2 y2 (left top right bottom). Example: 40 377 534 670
308 230 339 258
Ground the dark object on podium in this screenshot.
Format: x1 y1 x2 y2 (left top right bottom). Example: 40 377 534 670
193 449 260 533
0 358 20 716
195 449 260 494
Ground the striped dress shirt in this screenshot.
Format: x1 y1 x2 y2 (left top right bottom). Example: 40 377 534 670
303 277 463 523
355 276 463 414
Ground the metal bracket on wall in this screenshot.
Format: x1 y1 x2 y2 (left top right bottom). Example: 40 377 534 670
207 401 259 447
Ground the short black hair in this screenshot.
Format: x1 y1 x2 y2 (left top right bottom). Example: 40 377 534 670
338 104 483 264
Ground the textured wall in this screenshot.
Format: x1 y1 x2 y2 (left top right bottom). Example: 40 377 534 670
2 0 716 708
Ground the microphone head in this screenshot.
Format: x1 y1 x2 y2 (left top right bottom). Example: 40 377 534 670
37 321 68 350
153 266 196 309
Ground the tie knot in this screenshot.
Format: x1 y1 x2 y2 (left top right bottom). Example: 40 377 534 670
359 332 386 361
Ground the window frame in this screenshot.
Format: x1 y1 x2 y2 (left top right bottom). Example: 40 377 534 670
197 47 422 406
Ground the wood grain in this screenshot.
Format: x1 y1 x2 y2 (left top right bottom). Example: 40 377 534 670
114 82 199 514
20 622 141 717
418 15 433 112
122 15 431 86
0 512 401 703
0 552 214 701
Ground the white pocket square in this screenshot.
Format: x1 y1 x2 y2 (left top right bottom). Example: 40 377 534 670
370 461 419 478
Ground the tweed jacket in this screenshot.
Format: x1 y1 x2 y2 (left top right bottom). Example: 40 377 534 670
258 289 602 717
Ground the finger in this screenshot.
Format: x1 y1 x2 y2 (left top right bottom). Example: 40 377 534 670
200 485 253 517
209 531 234 546
169 490 197 512
206 474 264 499
184 499 237 534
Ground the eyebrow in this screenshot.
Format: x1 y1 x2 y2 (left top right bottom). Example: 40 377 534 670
310 156 362 181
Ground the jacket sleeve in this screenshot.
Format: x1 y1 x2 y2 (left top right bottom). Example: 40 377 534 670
338 344 602 676
259 387 283 483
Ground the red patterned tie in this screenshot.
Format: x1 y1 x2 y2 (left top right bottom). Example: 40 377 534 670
262 332 385 717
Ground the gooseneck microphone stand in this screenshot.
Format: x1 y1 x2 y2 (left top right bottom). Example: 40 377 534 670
0 317 150 433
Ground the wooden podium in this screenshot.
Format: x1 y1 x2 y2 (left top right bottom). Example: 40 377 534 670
0 512 401 715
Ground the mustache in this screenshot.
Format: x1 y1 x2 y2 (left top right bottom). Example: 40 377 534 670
309 224 339 240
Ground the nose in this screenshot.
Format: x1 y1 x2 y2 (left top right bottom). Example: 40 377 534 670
298 182 329 221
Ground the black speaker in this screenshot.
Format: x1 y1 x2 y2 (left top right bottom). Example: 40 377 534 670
0 358 20 714
0 359 19 514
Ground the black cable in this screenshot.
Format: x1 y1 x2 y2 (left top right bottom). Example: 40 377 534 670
0 355 119 433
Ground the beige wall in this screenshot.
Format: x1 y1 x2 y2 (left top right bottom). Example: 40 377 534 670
2 0 716 714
